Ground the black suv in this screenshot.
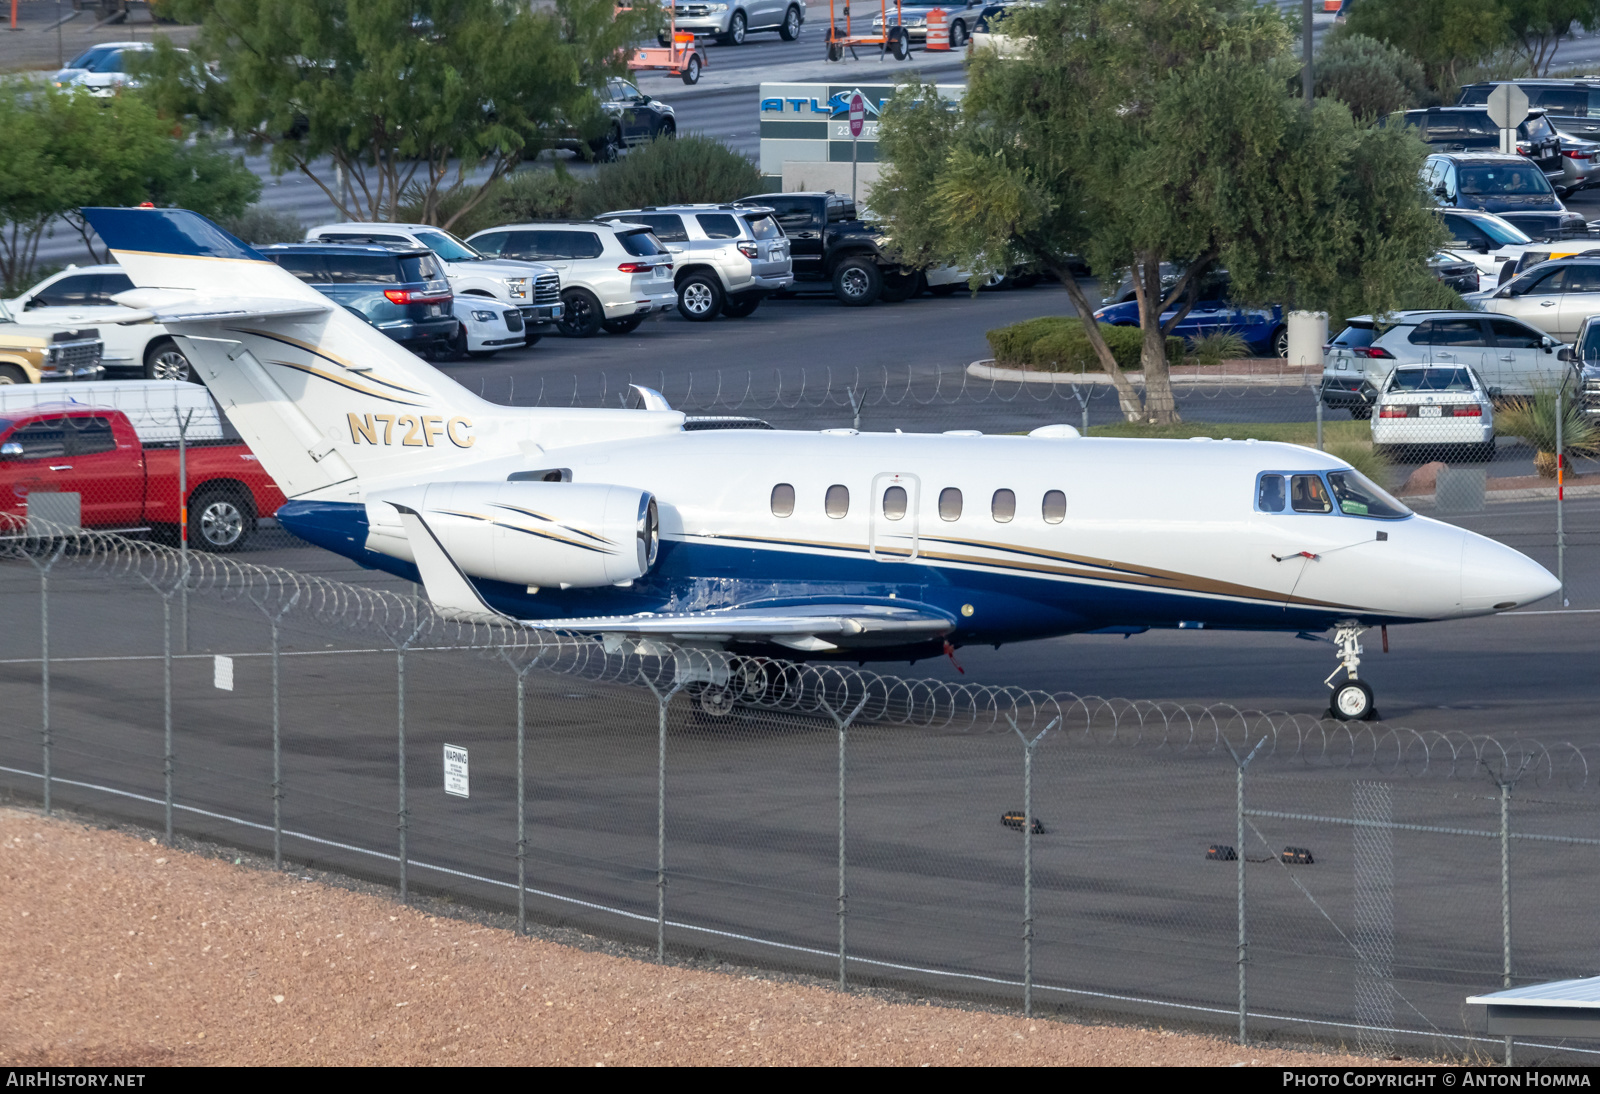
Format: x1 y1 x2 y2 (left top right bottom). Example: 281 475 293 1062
737 191 918 306
1393 106 1563 186
260 243 458 352
1421 152 1586 239
1460 80 1600 142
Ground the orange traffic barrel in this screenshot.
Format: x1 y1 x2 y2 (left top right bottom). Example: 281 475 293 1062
925 7 949 50
1322 0 1339 9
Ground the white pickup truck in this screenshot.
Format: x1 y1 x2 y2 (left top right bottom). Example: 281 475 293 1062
305 223 564 341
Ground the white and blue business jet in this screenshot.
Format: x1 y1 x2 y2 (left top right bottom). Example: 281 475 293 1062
82 207 1560 720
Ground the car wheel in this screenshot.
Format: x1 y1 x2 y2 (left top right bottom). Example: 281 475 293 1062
0 364 24 384
721 292 762 318
602 315 646 334
1271 326 1289 359
189 486 252 553
435 323 469 362
682 52 702 84
657 32 671 46
721 10 746 44
826 37 843 61
780 5 801 39
879 269 923 303
832 257 883 306
949 20 967 47
678 272 724 321
888 26 908 60
660 119 676 140
557 289 605 337
144 339 196 382
598 125 623 162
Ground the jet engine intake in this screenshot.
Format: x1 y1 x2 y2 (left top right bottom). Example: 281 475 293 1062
365 481 659 589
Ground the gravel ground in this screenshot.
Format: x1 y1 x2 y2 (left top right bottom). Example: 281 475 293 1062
0 805 1395 1066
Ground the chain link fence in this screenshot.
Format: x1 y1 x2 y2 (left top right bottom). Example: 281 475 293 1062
3 523 1600 1062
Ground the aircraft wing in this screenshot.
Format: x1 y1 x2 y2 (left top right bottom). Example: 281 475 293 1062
393 503 954 650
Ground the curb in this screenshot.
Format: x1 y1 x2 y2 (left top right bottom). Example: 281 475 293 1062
966 360 1317 387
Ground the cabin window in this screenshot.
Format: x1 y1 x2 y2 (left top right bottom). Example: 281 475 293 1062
771 483 795 518
825 484 850 519
939 487 963 521
882 485 907 520
1257 474 1286 513
991 489 1016 523
1290 474 1332 514
1042 490 1066 524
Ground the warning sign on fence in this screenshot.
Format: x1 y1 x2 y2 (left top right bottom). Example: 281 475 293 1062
443 744 469 798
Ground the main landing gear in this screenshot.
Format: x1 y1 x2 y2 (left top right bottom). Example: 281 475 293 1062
1325 621 1377 721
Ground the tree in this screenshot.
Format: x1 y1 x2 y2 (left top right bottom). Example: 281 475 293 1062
0 86 259 291
1500 0 1600 74
1314 33 1429 119
872 0 1448 424
145 0 651 231
1341 0 1509 94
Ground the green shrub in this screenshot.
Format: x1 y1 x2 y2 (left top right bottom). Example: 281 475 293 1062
986 317 1182 372
1496 389 1600 455
577 134 762 216
1187 330 1249 368
217 205 304 246
1314 34 1428 119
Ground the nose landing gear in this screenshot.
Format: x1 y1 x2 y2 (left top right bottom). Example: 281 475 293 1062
1325 622 1378 721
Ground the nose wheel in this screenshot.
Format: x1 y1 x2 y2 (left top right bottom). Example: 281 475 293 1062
1324 622 1378 721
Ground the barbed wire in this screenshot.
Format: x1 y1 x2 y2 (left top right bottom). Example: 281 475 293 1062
1 519 1591 789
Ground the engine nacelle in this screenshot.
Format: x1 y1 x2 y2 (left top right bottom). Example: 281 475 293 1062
365 481 658 589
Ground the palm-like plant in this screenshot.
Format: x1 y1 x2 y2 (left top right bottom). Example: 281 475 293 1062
1495 388 1600 477
1186 331 1249 369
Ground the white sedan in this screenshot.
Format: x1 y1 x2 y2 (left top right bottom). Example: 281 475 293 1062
1371 364 1496 462
441 297 530 360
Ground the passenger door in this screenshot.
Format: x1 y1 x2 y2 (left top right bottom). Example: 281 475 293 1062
868 472 920 560
1557 263 1600 342
1486 316 1554 392
1418 316 1495 374
61 414 143 528
1495 263 1566 335
0 418 72 525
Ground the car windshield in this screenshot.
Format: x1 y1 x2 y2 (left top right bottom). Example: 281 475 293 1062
1387 367 1475 392
1476 214 1534 245
64 46 117 70
1328 470 1412 520
1459 165 1555 197
412 229 481 262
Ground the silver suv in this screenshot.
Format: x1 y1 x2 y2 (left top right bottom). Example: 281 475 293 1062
664 0 803 45
595 204 793 321
1320 310 1568 417
466 221 678 336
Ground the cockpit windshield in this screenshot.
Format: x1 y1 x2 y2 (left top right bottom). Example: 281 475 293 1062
1257 470 1411 519
1328 470 1411 519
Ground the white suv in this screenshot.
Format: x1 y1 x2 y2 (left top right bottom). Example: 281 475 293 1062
9 265 194 381
466 221 677 337
304 222 563 339
594 205 793 321
665 1 804 45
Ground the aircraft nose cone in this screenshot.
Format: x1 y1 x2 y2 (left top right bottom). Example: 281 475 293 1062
1460 532 1560 614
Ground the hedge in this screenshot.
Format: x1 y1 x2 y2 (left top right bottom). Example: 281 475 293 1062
985 317 1183 372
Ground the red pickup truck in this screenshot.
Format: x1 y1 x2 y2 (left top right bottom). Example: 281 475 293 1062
0 404 286 551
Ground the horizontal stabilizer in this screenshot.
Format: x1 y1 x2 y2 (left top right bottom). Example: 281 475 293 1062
110 288 331 325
